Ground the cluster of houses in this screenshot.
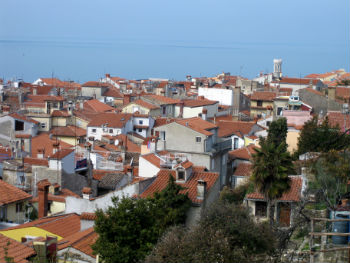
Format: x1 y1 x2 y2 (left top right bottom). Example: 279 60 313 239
0 60 349 262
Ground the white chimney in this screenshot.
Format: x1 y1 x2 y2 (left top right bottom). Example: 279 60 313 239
197 180 207 200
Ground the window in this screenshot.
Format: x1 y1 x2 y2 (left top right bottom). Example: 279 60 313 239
266 121 271 127
53 102 58 108
255 201 267 217
40 123 46 129
177 170 185 180
109 129 113 134
92 128 97 133
257 100 263 107
277 107 283 116
138 128 142 132
234 137 239 149
16 202 23 213
160 131 166 141
15 120 24 131
195 136 201 143
139 120 143 125
162 106 166 115
133 127 136 132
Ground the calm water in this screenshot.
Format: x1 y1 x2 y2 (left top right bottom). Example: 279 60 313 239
0 37 348 83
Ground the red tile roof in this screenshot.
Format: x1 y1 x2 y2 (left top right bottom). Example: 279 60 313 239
181 98 218 107
141 151 169 168
23 157 49 167
88 113 132 128
9 113 39 124
26 94 65 102
103 87 124 98
58 227 98 258
80 212 97 221
127 99 159 110
31 133 73 158
50 148 74 160
82 81 110 88
51 110 70 117
83 99 115 113
4 213 81 238
153 117 177 128
0 234 35 263
175 117 217 136
0 180 32 205
301 88 324 96
140 169 219 204
51 125 86 137
233 162 252 177
246 176 302 202
336 87 350 100
250 91 277 101
327 111 350 132
217 120 258 138
142 94 180 105
278 77 319 85
229 145 258 161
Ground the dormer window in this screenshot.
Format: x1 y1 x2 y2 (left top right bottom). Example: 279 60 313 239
177 168 185 181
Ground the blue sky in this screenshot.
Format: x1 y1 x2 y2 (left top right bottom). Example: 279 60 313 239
0 0 349 82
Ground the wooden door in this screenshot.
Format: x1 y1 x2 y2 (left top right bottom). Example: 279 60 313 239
279 203 291 227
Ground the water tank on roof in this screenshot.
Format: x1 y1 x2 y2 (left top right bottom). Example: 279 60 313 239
332 213 350 245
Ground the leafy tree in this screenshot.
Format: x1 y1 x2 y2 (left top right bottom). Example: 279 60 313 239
267 117 288 151
145 201 276 263
251 137 294 227
92 175 191 263
295 116 349 157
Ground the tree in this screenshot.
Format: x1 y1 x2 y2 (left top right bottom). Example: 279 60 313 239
92 175 191 263
267 117 288 151
145 201 276 263
295 116 349 157
251 137 294 227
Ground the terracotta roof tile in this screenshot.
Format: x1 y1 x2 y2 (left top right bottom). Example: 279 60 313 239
142 94 180 105
83 99 115 113
23 157 49 167
80 212 97 221
0 234 35 263
217 120 258 138
51 110 70 117
51 125 86 137
50 148 74 160
4 214 80 238
31 133 73 159
140 169 219 204
233 162 252 177
229 145 258 161
0 180 32 205
175 117 217 136
250 91 277 101
153 117 177 128
246 176 302 202
127 99 159 110
327 111 350 132
301 88 324 96
82 81 110 88
278 77 319 85
181 98 218 107
103 87 124 98
88 113 132 128
9 113 39 124
336 87 350 100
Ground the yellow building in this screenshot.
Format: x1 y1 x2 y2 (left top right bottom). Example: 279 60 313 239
0 180 32 224
122 99 160 116
250 91 277 118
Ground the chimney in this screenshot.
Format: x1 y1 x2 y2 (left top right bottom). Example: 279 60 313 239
82 187 93 200
37 179 51 218
197 180 207 200
37 148 45 159
123 94 131 105
201 108 207 121
105 73 111 79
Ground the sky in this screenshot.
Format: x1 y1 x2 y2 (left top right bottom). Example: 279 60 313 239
0 0 349 82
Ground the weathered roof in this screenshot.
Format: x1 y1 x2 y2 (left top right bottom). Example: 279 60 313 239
175 117 217 136
229 145 258 161
0 180 32 206
217 120 258 138
83 99 115 113
233 162 252 177
246 176 303 202
9 113 39 124
127 99 160 110
250 91 277 101
51 125 86 137
88 113 132 128
0 234 35 263
140 169 219 204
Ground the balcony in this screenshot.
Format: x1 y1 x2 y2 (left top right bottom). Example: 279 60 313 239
213 138 232 152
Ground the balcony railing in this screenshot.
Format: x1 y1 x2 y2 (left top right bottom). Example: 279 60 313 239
213 138 232 152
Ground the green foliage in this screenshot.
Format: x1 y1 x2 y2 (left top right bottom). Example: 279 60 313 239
267 117 288 151
252 138 294 202
92 175 191 263
220 183 253 204
29 206 38 221
3 241 14 263
145 201 276 263
308 150 350 210
295 116 349 157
